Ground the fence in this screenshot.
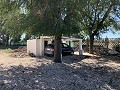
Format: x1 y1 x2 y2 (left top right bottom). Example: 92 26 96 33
72 38 120 52
82 38 120 49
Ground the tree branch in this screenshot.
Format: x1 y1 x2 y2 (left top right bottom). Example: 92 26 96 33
100 4 113 25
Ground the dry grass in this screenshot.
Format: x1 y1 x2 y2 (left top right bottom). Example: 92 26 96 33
1 48 14 53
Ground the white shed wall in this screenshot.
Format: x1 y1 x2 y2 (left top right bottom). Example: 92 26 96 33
36 39 40 56
27 39 40 56
27 36 83 57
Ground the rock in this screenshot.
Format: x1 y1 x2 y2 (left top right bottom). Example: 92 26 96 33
0 81 5 86
118 53 120 57
90 56 101 59
108 50 119 55
29 53 35 57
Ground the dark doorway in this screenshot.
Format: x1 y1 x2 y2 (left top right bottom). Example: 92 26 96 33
44 41 48 47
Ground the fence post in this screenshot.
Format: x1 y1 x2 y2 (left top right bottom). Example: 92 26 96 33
79 39 83 55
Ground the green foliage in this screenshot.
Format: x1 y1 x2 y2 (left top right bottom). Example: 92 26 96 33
0 0 120 38
0 0 119 56
0 0 87 37
0 0 88 62
75 0 120 53
77 0 120 36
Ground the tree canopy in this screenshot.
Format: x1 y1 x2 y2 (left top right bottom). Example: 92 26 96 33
75 0 120 53
0 0 87 62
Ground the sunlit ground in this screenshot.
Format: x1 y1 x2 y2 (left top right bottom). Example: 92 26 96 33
0 50 119 90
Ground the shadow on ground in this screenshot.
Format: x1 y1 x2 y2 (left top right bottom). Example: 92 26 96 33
0 57 119 90
0 46 21 49
36 54 91 64
91 55 120 66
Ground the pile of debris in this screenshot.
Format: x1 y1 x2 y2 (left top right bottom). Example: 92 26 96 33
98 48 118 56
10 46 29 58
94 47 109 55
14 46 27 53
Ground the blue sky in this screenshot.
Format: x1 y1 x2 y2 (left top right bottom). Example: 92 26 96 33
101 31 120 38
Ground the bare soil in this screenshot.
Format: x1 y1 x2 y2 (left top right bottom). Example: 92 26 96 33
0 48 120 90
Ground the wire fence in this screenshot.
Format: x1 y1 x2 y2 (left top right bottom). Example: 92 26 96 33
82 38 120 49
73 38 120 52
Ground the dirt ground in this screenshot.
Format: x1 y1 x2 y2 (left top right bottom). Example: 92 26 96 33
0 48 120 90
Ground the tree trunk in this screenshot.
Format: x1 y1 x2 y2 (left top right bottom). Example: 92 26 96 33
53 35 62 63
6 35 9 46
89 35 94 54
86 38 89 52
2 34 5 46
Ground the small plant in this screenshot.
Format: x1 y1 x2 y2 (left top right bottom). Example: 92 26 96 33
113 45 120 52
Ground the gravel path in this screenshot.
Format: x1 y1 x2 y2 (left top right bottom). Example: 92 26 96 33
0 50 120 90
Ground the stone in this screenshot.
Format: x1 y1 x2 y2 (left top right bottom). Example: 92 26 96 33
108 50 119 55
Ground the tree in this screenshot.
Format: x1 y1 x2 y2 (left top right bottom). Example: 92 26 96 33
1 0 87 62
0 0 23 46
76 0 120 54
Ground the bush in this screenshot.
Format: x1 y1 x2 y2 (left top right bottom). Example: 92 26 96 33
113 45 120 52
